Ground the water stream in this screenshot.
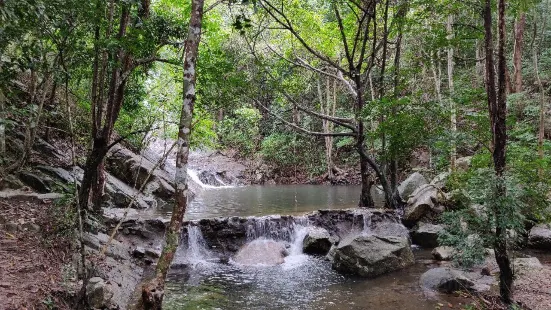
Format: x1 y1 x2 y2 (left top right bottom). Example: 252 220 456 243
161 187 470 310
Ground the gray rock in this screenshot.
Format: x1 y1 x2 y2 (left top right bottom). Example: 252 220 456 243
145 248 161 258
430 172 450 189
86 277 113 309
132 247 146 258
432 246 454 261
303 227 336 255
398 172 428 199
370 222 410 240
420 267 493 294
83 233 130 260
412 223 444 248
456 156 473 171
513 257 542 271
528 224 551 250
403 184 445 225
332 235 414 278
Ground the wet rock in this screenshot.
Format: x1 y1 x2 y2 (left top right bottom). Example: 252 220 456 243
412 223 444 248
303 227 336 255
420 267 493 294
528 224 551 250
145 248 161 258
86 277 113 309
456 156 473 171
432 246 454 261
403 184 445 226
233 239 287 265
332 235 414 278
398 172 428 199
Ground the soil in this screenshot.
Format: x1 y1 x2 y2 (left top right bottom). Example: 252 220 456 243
0 196 72 310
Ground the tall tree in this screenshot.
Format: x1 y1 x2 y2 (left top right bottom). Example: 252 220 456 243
484 0 513 303
512 13 526 93
139 0 205 308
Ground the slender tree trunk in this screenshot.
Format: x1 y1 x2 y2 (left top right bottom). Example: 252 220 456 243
0 88 5 156
447 15 457 172
533 29 546 177
512 13 526 93
485 0 513 303
139 0 205 308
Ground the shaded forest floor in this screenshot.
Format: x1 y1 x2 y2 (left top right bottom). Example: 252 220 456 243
0 195 72 310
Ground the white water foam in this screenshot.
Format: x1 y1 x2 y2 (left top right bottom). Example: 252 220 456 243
187 169 235 189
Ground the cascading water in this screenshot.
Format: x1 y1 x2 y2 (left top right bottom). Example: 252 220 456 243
182 225 211 264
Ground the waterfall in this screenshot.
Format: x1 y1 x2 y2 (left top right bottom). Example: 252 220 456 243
185 225 211 262
187 169 234 189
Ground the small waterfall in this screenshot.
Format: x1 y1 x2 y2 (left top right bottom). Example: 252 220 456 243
185 225 211 262
187 169 234 189
362 211 372 235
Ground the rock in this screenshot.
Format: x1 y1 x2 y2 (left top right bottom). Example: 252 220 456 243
86 277 113 309
412 223 444 248
430 172 450 190
513 257 542 271
5 222 19 233
528 224 551 250
332 235 414 278
233 239 287 265
403 184 444 225
370 222 410 240
83 232 130 260
18 171 52 193
145 248 161 258
432 246 454 261
420 267 493 294
198 170 224 186
21 222 40 233
303 227 336 255
132 247 146 258
398 172 428 199
456 156 473 171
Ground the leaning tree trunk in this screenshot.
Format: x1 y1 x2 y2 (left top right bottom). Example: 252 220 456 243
485 0 513 303
139 0 205 308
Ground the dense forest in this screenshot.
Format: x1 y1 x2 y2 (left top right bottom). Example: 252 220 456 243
1 0 551 309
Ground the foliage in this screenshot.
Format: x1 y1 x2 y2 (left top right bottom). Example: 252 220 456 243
218 107 262 156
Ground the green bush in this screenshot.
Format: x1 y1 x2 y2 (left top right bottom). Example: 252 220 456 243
260 133 300 168
217 107 261 156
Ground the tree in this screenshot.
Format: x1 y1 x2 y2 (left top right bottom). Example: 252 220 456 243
139 0 205 308
484 0 514 303
255 0 405 209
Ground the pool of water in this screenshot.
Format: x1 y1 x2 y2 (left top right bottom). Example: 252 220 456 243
157 185 382 220
163 249 469 310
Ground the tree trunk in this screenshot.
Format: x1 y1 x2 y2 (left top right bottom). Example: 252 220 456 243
0 88 5 155
485 0 513 303
139 0 205 308
533 26 545 177
447 15 457 172
512 13 526 93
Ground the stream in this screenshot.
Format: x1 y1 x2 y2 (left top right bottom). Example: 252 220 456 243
161 185 470 310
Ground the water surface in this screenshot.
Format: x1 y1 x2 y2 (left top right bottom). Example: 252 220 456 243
158 185 368 220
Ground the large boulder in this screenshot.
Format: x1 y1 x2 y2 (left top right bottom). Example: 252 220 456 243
420 267 493 294
528 224 551 250
303 227 336 255
403 184 445 225
332 235 414 278
106 145 176 200
233 239 288 266
398 172 428 199
412 223 444 248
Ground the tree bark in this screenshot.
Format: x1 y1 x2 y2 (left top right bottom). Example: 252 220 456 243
512 13 526 93
485 0 513 303
447 15 457 172
139 0 205 308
